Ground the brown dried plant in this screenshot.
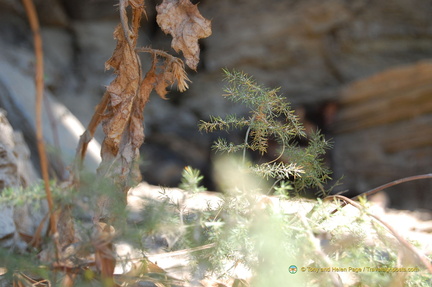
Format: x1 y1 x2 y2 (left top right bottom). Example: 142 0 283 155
70 0 211 285
157 0 212 70
74 0 211 213
19 0 211 285
21 0 61 265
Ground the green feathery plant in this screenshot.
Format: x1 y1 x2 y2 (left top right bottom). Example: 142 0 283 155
199 69 332 196
2 69 431 287
179 166 206 193
189 70 431 286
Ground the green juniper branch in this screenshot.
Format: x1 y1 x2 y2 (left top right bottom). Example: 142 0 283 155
199 69 332 196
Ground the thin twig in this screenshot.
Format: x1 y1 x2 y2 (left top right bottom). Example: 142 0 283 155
328 195 432 274
328 173 432 215
136 47 179 60
21 4 60 285
243 125 252 165
74 90 109 171
119 0 134 48
351 173 432 201
21 0 59 248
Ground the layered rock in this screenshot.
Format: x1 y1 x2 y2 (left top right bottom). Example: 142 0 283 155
332 60 432 210
0 0 431 207
0 110 43 250
199 0 432 103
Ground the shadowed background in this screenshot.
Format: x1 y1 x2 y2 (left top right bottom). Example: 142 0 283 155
0 0 431 210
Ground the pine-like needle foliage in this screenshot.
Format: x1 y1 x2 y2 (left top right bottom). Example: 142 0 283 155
199 69 332 195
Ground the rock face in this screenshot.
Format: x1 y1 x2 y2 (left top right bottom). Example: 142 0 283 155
0 31 102 175
332 60 432 210
0 111 38 190
0 67 102 178
0 110 44 250
199 0 432 103
0 0 431 208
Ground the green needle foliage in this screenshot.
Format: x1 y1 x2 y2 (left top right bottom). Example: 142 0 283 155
199 69 332 196
1 70 431 287
179 166 206 193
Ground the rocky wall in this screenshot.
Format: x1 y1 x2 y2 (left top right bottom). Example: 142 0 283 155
0 0 431 208
332 60 432 210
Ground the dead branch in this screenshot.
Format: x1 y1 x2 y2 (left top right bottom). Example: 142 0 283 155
328 195 432 274
74 91 110 172
328 173 432 215
21 0 59 257
351 173 432 200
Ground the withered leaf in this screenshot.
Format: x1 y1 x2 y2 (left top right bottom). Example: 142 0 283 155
91 0 194 224
154 57 190 98
98 20 144 193
136 48 191 98
156 0 212 70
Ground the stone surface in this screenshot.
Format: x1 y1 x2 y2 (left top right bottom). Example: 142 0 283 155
0 111 43 250
0 0 68 26
59 0 118 21
0 111 38 189
0 0 432 207
0 41 102 175
0 206 15 248
33 0 69 26
332 61 432 210
199 0 432 103
124 182 432 285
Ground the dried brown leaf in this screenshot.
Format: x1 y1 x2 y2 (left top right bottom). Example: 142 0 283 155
99 4 193 192
103 25 140 149
136 48 191 97
93 0 193 224
99 20 144 190
156 0 212 70
171 58 190 91
154 58 190 98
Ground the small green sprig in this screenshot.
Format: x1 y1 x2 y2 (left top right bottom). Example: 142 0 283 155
199 69 304 156
199 69 332 195
179 166 206 193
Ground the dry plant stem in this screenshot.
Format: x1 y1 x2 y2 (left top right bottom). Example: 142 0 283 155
329 195 432 274
15 272 50 286
119 0 134 48
351 173 432 201
243 123 252 165
329 173 432 214
21 0 59 244
75 91 110 168
28 212 50 248
136 47 176 59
